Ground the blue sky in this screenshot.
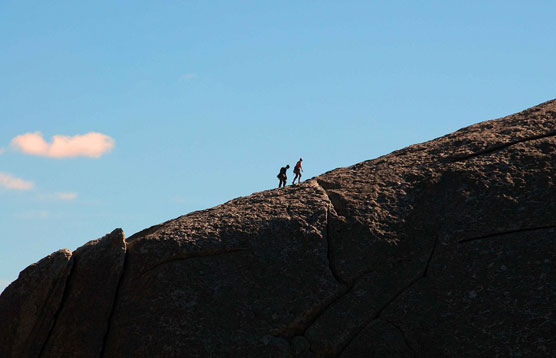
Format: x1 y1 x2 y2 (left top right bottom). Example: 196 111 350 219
1 1 555 292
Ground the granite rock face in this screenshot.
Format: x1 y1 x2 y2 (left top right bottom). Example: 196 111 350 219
2 99 556 357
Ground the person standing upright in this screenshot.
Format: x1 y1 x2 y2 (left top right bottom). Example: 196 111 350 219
292 158 303 184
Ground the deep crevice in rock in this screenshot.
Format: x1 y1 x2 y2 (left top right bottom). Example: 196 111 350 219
139 248 251 278
38 254 76 358
316 179 348 218
325 210 345 285
458 225 556 243
450 130 556 162
100 241 129 358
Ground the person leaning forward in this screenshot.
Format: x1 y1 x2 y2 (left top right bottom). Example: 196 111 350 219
277 165 290 188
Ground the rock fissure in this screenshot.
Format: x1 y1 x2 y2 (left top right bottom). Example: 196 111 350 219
139 248 251 278
274 286 349 340
336 236 438 357
423 236 439 277
38 254 76 358
387 320 417 358
296 285 349 337
458 225 556 243
325 209 345 285
316 179 347 218
100 241 128 358
450 129 556 162
333 277 418 357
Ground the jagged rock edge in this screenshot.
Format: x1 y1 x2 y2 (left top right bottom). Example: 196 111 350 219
100 240 128 358
38 254 75 358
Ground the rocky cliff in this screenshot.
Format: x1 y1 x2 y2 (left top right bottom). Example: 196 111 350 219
2 100 556 357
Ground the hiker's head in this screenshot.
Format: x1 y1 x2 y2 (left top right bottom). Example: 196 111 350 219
286 165 290 168
300 158 303 161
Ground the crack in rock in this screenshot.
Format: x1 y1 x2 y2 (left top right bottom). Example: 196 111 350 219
325 209 345 285
387 320 417 358
100 240 128 358
423 236 439 278
139 248 251 278
38 254 76 358
450 130 556 162
458 225 556 243
336 236 438 357
316 179 348 218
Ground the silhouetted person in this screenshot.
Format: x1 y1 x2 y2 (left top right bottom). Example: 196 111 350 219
278 165 290 188
292 158 303 184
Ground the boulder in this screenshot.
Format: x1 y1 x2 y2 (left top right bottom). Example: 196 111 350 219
2 99 556 357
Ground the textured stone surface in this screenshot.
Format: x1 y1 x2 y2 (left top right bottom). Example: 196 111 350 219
1 99 556 357
103 184 342 357
38 229 126 358
0 249 72 358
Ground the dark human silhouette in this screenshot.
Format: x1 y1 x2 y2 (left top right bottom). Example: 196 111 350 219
292 158 303 184
277 165 290 188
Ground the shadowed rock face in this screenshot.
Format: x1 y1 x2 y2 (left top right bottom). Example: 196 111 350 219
2 99 556 357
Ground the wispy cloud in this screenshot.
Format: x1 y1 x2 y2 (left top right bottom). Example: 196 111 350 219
180 73 198 81
53 192 78 200
11 132 115 158
0 172 34 190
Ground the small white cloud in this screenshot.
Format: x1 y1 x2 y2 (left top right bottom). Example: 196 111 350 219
11 132 115 158
54 192 78 200
0 172 34 190
180 73 198 81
